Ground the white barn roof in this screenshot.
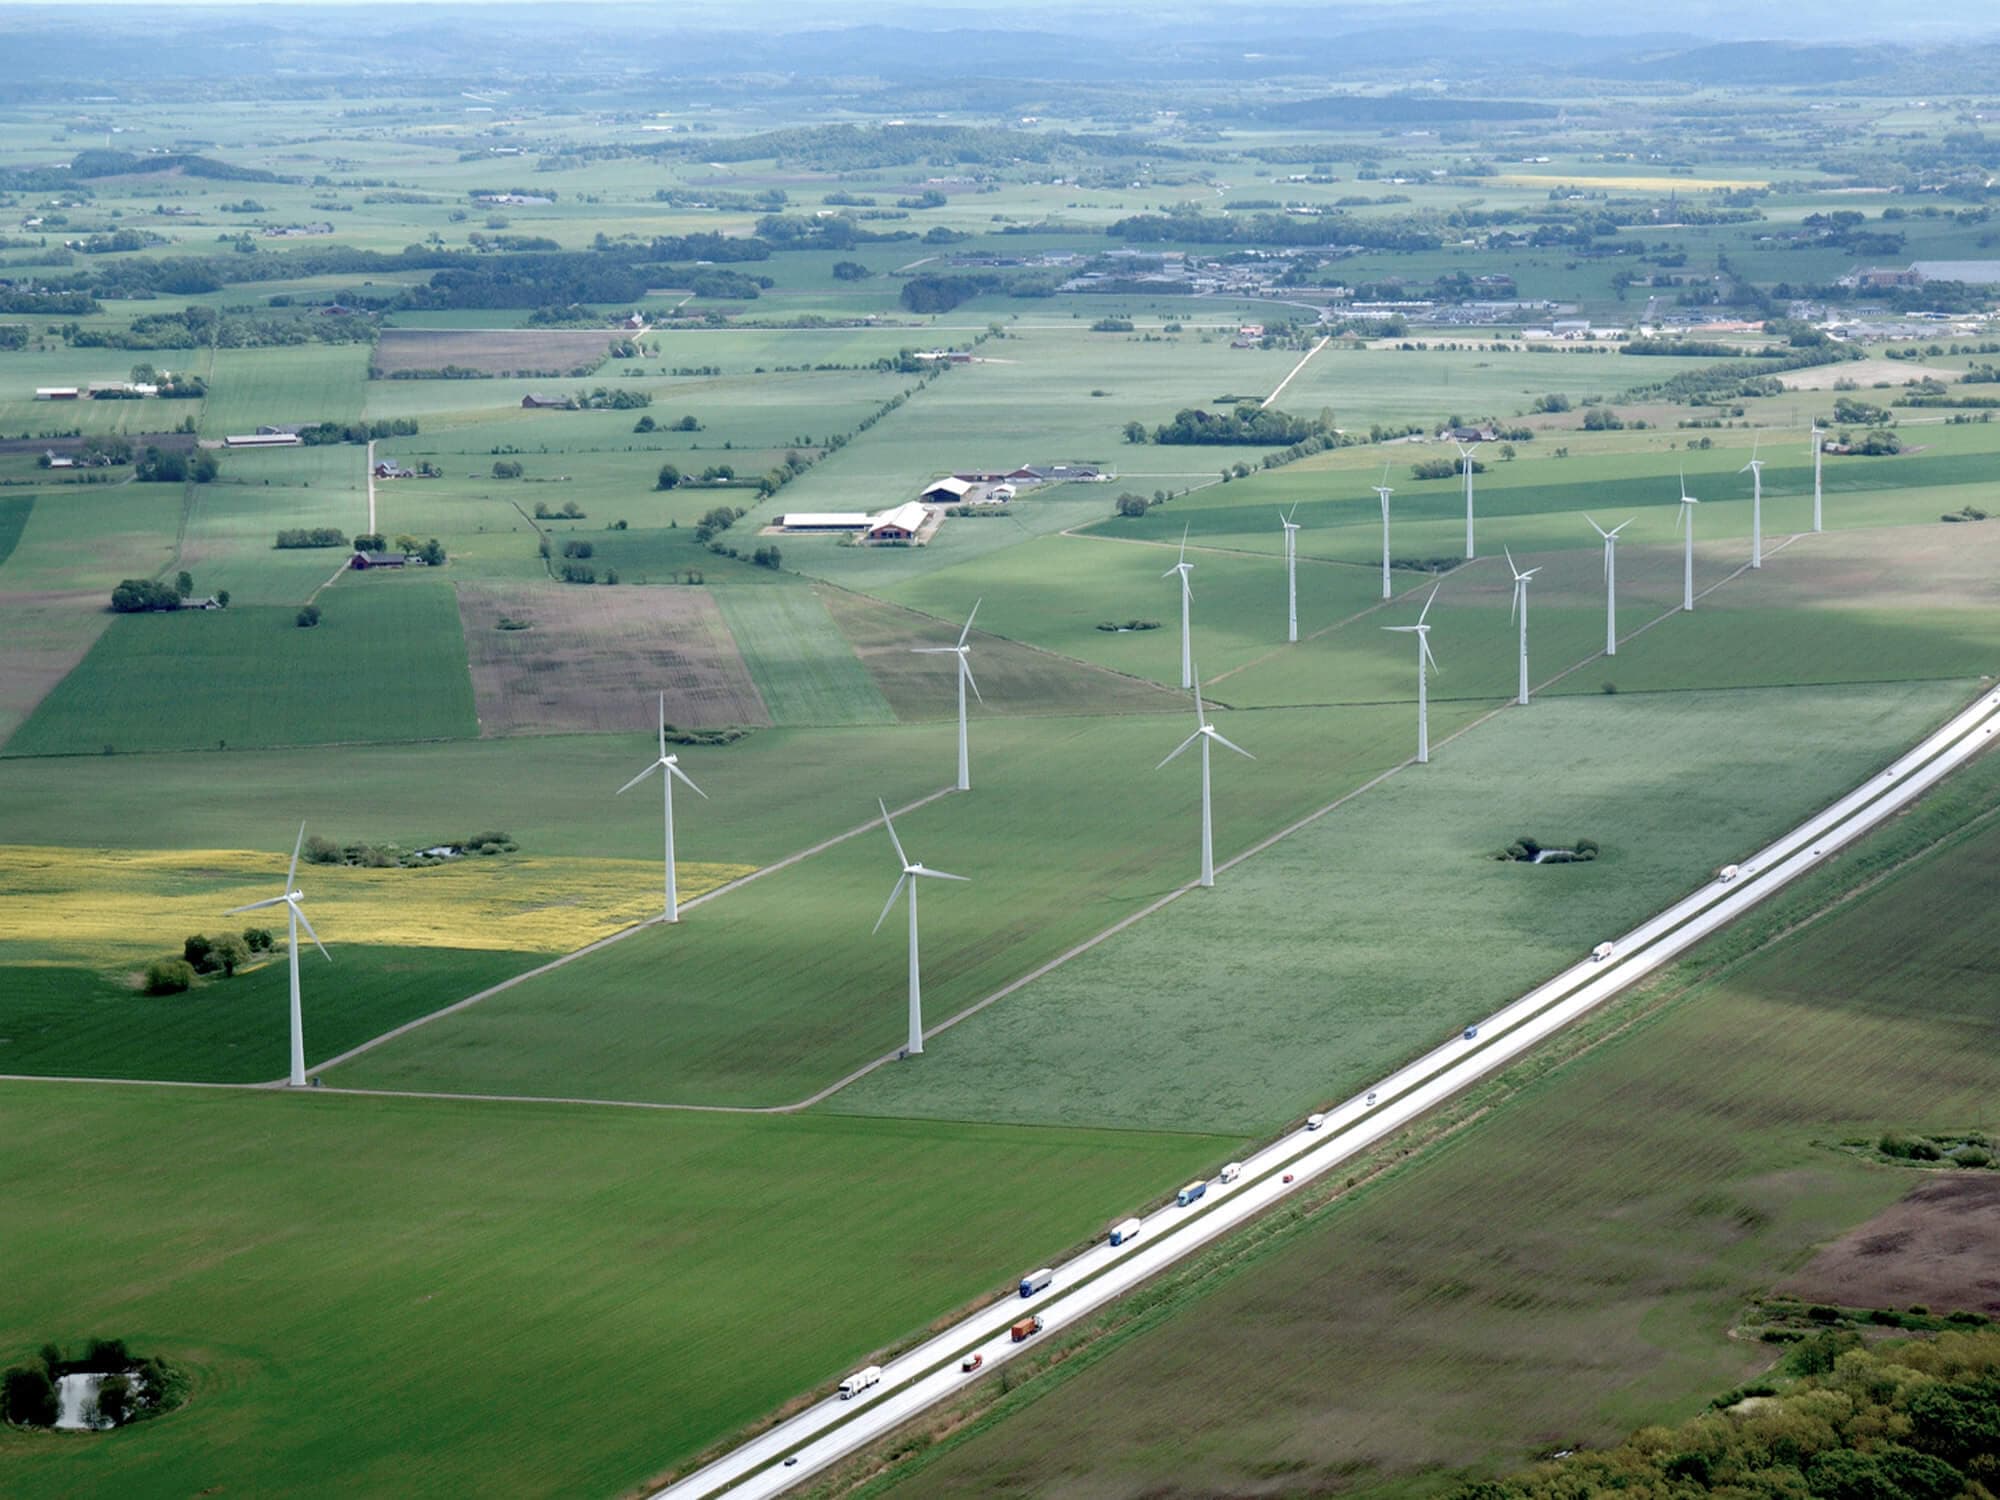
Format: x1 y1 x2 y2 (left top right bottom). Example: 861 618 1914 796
867 501 929 536
780 512 873 529
920 475 973 500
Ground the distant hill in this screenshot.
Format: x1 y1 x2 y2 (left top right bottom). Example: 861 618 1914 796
1592 42 1899 83
66 149 284 183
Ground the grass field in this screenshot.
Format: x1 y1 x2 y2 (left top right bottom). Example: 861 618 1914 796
0 494 32 566
828 678 1967 1134
4 582 479 756
0 1087 1230 1497
882 754 2000 1500
197 344 370 437
713 586 897 726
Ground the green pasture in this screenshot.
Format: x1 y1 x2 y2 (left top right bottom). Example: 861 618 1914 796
0 947 536 1084
181 449 370 606
0 1085 1229 1499
773 490 1115 595
0 480 186 593
330 703 1432 1106
198 344 370 437
712 587 897 726
890 758 2000 1500
0 494 31 566
4 582 478 757
831 678 1966 1134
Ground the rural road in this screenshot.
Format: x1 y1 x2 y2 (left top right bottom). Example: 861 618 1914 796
649 678 2000 1500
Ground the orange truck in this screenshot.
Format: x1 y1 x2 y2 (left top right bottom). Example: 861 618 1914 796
1010 1314 1043 1343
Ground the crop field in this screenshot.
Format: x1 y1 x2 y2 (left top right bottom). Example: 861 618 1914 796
884 764 2000 1500
712 586 898 726
0 841 752 965
370 327 634 377
0 1087 1230 1497
830 678 1967 1134
178 452 370 606
198 344 370 437
0 592 114 744
329 704 1430 1106
4 583 479 756
0 481 187 593
0 494 33 564
456 580 772 734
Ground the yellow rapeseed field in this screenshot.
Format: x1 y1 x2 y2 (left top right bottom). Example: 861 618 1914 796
0 845 755 964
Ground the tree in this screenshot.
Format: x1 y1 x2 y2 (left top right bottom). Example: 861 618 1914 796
295 605 321 628
183 934 214 971
832 260 870 280
174 570 193 598
215 589 230 608
191 450 219 484
208 934 249 977
418 538 446 567
1116 492 1150 517
109 578 181 613
242 926 273 951
633 415 656 433
492 459 523 479
1123 420 1147 443
655 463 682 490
3 1364 58 1427
393 534 421 554
144 958 195 995
95 1373 132 1427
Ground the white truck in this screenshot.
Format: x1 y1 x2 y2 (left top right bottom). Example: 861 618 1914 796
1218 1162 1243 1185
838 1366 882 1400
1109 1217 1143 1247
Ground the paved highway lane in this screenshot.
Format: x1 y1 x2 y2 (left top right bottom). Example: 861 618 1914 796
654 684 2000 1500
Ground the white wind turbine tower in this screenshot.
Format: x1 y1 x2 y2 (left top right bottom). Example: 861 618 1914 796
1372 462 1394 601
1810 424 1826 532
1156 656 1254 888
1505 547 1541 707
617 692 708 922
1586 515 1633 657
913 599 982 791
1457 444 1479 560
1278 507 1300 642
1675 471 1701 612
1163 525 1195 690
1383 585 1442 764
225 822 329 1088
871 799 968 1056
1740 436 1765 569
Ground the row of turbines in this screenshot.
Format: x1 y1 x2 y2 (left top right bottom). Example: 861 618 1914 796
235 431 1834 1085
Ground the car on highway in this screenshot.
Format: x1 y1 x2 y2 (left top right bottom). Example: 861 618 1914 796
1463 1025 1480 1040
1365 1090 1377 1106
1282 1172 1294 1184
960 1353 983 1373
1591 941 1615 961
1306 1112 1325 1130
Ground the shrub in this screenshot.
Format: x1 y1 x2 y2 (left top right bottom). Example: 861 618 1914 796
1116 492 1150 517
95 1373 132 1426
301 834 341 864
1949 1144 1992 1167
144 958 195 995
3 1364 58 1427
295 605 321 628
243 926 274 952
208 933 249 976
80 1337 130 1372
492 459 523 479
562 540 594 559
655 463 681 490
183 934 214 970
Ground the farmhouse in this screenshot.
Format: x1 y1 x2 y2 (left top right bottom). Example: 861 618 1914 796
920 476 974 503
373 459 415 480
865 502 929 544
350 550 408 570
224 432 302 448
521 393 571 409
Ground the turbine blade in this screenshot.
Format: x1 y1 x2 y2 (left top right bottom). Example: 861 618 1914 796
658 691 667 759
1609 517 1633 536
292 899 330 961
1156 730 1203 769
1417 583 1439 626
224 894 292 914
1509 583 1519 624
1585 514 1609 538
910 646 958 654
961 655 983 705
914 867 970 883
617 761 663 795
957 597 981 648
1422 636 1441 675
877 798 908 869
668 761 708 799
871 873 909 935
288 820 306 890
1178 523 1188 565
1207 727 1255 760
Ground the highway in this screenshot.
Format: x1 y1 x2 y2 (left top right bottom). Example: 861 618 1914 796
651 682 2000 1500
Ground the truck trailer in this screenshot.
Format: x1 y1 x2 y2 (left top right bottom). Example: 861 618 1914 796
1011 1315 1043 1342
838 1365 882 1400
1176 1180 1207 1207
1019 1267 1054 1297
1109 1216 1142 1246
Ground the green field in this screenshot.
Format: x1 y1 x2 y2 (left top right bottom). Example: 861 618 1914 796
712 586 898 726
0 1087 1229 1498
0 494 32 566
830 678 1967 1133
5 582 479 756
882 757 2000 1499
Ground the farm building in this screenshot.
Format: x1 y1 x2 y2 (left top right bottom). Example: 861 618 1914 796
350 550 408 570
778 512 875 532
43 451 74 469
372 459 415 480
521 393 571 409
865 502 929 544
920 476 974 503
34 387 80 400
88 380 157 397
1006 462 1106 483
224 432 302 448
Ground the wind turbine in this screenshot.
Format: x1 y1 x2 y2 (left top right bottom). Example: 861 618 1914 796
1674 471 1701 612
224 822 328 1088
1810 424 1825 532
1586 515 1633 657
617 692 707 922
913 599 982 791
1740 437 1764 568
1156 656 1254 888
1372 462 1394 601
1457 444 1478 560
1383 586 1442 764
1278 506 1300 643
871 799 968 1057
1506 547 1541 707
1163 525 1194 690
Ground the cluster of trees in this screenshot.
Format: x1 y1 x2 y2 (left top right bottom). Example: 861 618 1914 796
136 446 219 484
1450 1327 1999 1500
558 563 619 584
693 504 745 545
532 499 586 520
110 574 213 613
1109 207 1444 251
275 527 348 549
1139 406 1332 447
1498 835 1600 863
143 927 272 995
1412 455 1484 480
301 418 418 446
3 1338 185 1430
576 386 651 410
492 460 524 479
899 270 1057 312
301 830 515 868
750 545 783 570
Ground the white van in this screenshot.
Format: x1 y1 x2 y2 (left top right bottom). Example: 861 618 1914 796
1591 941 1616 962
1305 1112 1325 1131
1218 1162 1242 1185
839 1366 882 1400
1718 864 1740 883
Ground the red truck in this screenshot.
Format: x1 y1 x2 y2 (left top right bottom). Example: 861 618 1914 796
1010 1315 1043 1343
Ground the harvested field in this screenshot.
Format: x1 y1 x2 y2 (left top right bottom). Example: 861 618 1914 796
1778 1173 2000 1316
371 328 628 378
0 591 115 745
1780 359 1957 390
457 581 770 735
